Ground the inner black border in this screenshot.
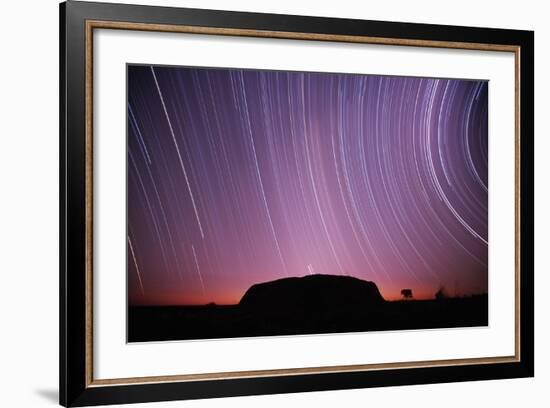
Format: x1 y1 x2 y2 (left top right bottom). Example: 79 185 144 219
60 1 534 406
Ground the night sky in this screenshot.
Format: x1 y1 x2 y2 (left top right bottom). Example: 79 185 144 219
127 64 488 306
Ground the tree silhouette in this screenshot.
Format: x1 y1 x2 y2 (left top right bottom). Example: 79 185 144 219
435 286 448 300
401 289 413 299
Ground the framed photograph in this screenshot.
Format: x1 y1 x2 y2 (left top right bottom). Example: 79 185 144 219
60 1 534 406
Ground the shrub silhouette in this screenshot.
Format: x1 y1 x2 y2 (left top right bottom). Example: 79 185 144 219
401 289 413 299
435 286 448 300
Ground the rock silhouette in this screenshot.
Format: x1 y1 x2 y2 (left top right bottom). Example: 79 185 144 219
128 274 488 342
240 274 385 313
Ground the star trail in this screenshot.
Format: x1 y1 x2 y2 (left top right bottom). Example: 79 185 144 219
127 64 488 306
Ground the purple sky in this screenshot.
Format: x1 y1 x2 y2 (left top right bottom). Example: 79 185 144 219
127 65 488 305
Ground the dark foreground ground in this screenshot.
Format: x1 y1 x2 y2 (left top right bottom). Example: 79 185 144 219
128 295 488 342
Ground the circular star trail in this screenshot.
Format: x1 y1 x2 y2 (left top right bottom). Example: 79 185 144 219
127 65 488 305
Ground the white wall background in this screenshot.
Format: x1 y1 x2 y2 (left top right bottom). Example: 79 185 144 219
0 0 545 407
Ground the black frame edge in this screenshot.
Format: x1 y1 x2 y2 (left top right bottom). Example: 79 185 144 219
59 1 67 406
519 30 535 378
71 362 531 407
60 1 534 406
62 1 89 405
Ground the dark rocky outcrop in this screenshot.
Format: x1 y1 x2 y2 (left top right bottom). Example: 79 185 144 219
128 281 488 342
128 274 488 343
239 274 385 312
